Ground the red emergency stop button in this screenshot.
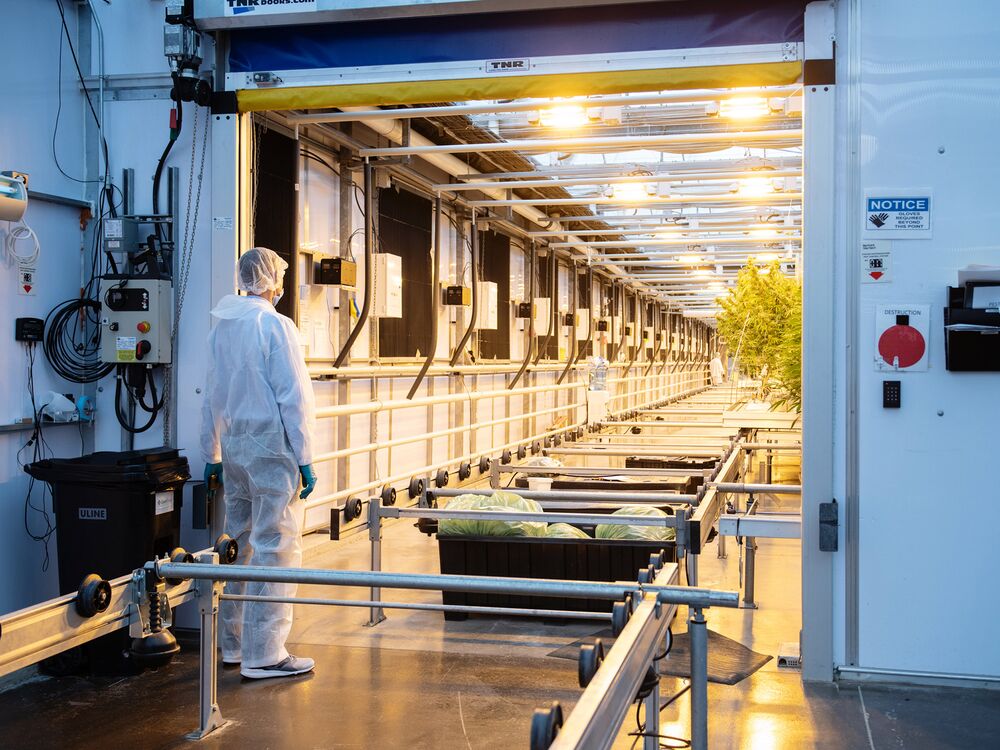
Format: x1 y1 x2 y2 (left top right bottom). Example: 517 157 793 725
137 321 151 333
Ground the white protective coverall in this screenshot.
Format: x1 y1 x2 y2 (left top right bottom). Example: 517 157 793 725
709 356 725 386
200 294 315 668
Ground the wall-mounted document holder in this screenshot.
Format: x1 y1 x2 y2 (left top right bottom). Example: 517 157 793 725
944 285 1000 371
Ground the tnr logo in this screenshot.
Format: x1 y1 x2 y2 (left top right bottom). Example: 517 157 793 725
487 59 530 73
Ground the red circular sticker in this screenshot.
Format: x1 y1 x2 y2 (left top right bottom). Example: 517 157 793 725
878 324 925 368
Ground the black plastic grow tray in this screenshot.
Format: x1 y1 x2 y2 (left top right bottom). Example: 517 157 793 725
437 535 677 619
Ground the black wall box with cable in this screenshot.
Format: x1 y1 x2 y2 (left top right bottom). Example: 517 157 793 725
317 257 358 286
15 317 44 342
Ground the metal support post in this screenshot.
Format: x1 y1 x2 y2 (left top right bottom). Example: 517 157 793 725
686 552 698 587
689 606 708 750
367 500 386 626
743 493 757 609
643 670 660 750
188 552 228 740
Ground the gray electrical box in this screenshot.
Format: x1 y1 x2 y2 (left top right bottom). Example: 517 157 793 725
102 217 141 258
99 277 173 364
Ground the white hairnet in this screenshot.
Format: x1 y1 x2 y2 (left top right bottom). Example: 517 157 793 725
238 247 288 295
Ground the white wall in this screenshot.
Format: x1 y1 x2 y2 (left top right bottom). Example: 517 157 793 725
834 0 1000 679
0 4 93 610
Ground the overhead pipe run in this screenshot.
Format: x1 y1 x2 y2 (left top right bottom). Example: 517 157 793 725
358 129 804 157
333 107 640 289
449 209 478 367
467 193 804 208
407 196 442 400
334 160 374 368
287 86 802 125
432 168 803 193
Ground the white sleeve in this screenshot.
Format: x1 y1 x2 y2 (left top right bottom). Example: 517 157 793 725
199 328 223 464
266 317 316 466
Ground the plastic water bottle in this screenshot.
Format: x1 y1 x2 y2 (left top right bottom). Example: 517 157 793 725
589 356 608 391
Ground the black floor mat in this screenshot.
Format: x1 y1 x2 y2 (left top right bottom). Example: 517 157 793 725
548 628 771 685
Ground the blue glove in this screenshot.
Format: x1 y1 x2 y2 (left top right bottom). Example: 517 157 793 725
299 464 317 499
204 462 223 487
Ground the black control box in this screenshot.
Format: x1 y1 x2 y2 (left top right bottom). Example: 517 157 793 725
317 258 358 286
15 317 44 342
516 301 533 318
443 285 471 306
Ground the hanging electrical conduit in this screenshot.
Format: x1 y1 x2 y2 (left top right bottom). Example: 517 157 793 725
449 208 478 367
406 196 443 399
508 242 536 390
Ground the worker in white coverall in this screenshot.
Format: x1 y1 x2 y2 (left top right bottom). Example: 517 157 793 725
201 247 318 680
709 352 726 385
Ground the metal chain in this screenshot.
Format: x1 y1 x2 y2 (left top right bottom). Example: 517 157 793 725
163 106 209 446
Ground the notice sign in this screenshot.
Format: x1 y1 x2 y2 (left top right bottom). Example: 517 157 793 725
874 304 930 371
864 192 932 237
861 241 891 283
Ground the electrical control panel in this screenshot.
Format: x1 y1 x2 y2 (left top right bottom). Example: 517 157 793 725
443 285 471 306
575 309 591 341
99 277 172 364
477 281 498 329
624 323 636 347
317 257 358 287
373 254 402 318
644 326 655 350
533 297 551 332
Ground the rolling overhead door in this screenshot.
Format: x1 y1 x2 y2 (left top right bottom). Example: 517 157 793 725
220 1 808 112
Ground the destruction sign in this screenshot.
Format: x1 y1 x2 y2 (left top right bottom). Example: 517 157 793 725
864 192 932 237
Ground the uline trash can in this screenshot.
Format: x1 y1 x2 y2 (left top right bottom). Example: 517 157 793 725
25 447 190 673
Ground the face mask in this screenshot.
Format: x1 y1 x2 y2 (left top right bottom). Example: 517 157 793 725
272 290 283 306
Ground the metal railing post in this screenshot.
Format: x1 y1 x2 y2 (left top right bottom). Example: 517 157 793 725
643 669 660 750
743 492 757 608
367 500 386 626
689 606 708 750
189 551 227 740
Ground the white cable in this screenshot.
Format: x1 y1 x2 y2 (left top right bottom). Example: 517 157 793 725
5 220 40 266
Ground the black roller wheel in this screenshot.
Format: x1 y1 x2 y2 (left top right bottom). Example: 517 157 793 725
478 456 491 474
344 497 363 521
166 548 194 586
529 702 564 750
501 449 512 464
408 477 425 499
75 574 111 618
516 445 527 459
458 461 472 480
435 469 449 488
214 534 238 564
611 601 630 637
578 638 605 687
381 485 397 506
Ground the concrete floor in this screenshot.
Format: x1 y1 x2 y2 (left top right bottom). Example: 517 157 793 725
3 516 999 748
2 408 998 748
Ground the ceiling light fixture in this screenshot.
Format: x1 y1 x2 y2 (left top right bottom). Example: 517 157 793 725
718 96 770 120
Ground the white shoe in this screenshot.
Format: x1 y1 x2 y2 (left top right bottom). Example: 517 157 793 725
222 656 241 666
241 655 315 680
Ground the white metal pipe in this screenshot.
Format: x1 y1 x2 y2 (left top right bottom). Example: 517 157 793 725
552 235 801 249
469 193 803 208
359 129 803 157
312 396 583 464
526 222 801 237
288 87 802 125
434 169 802 193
